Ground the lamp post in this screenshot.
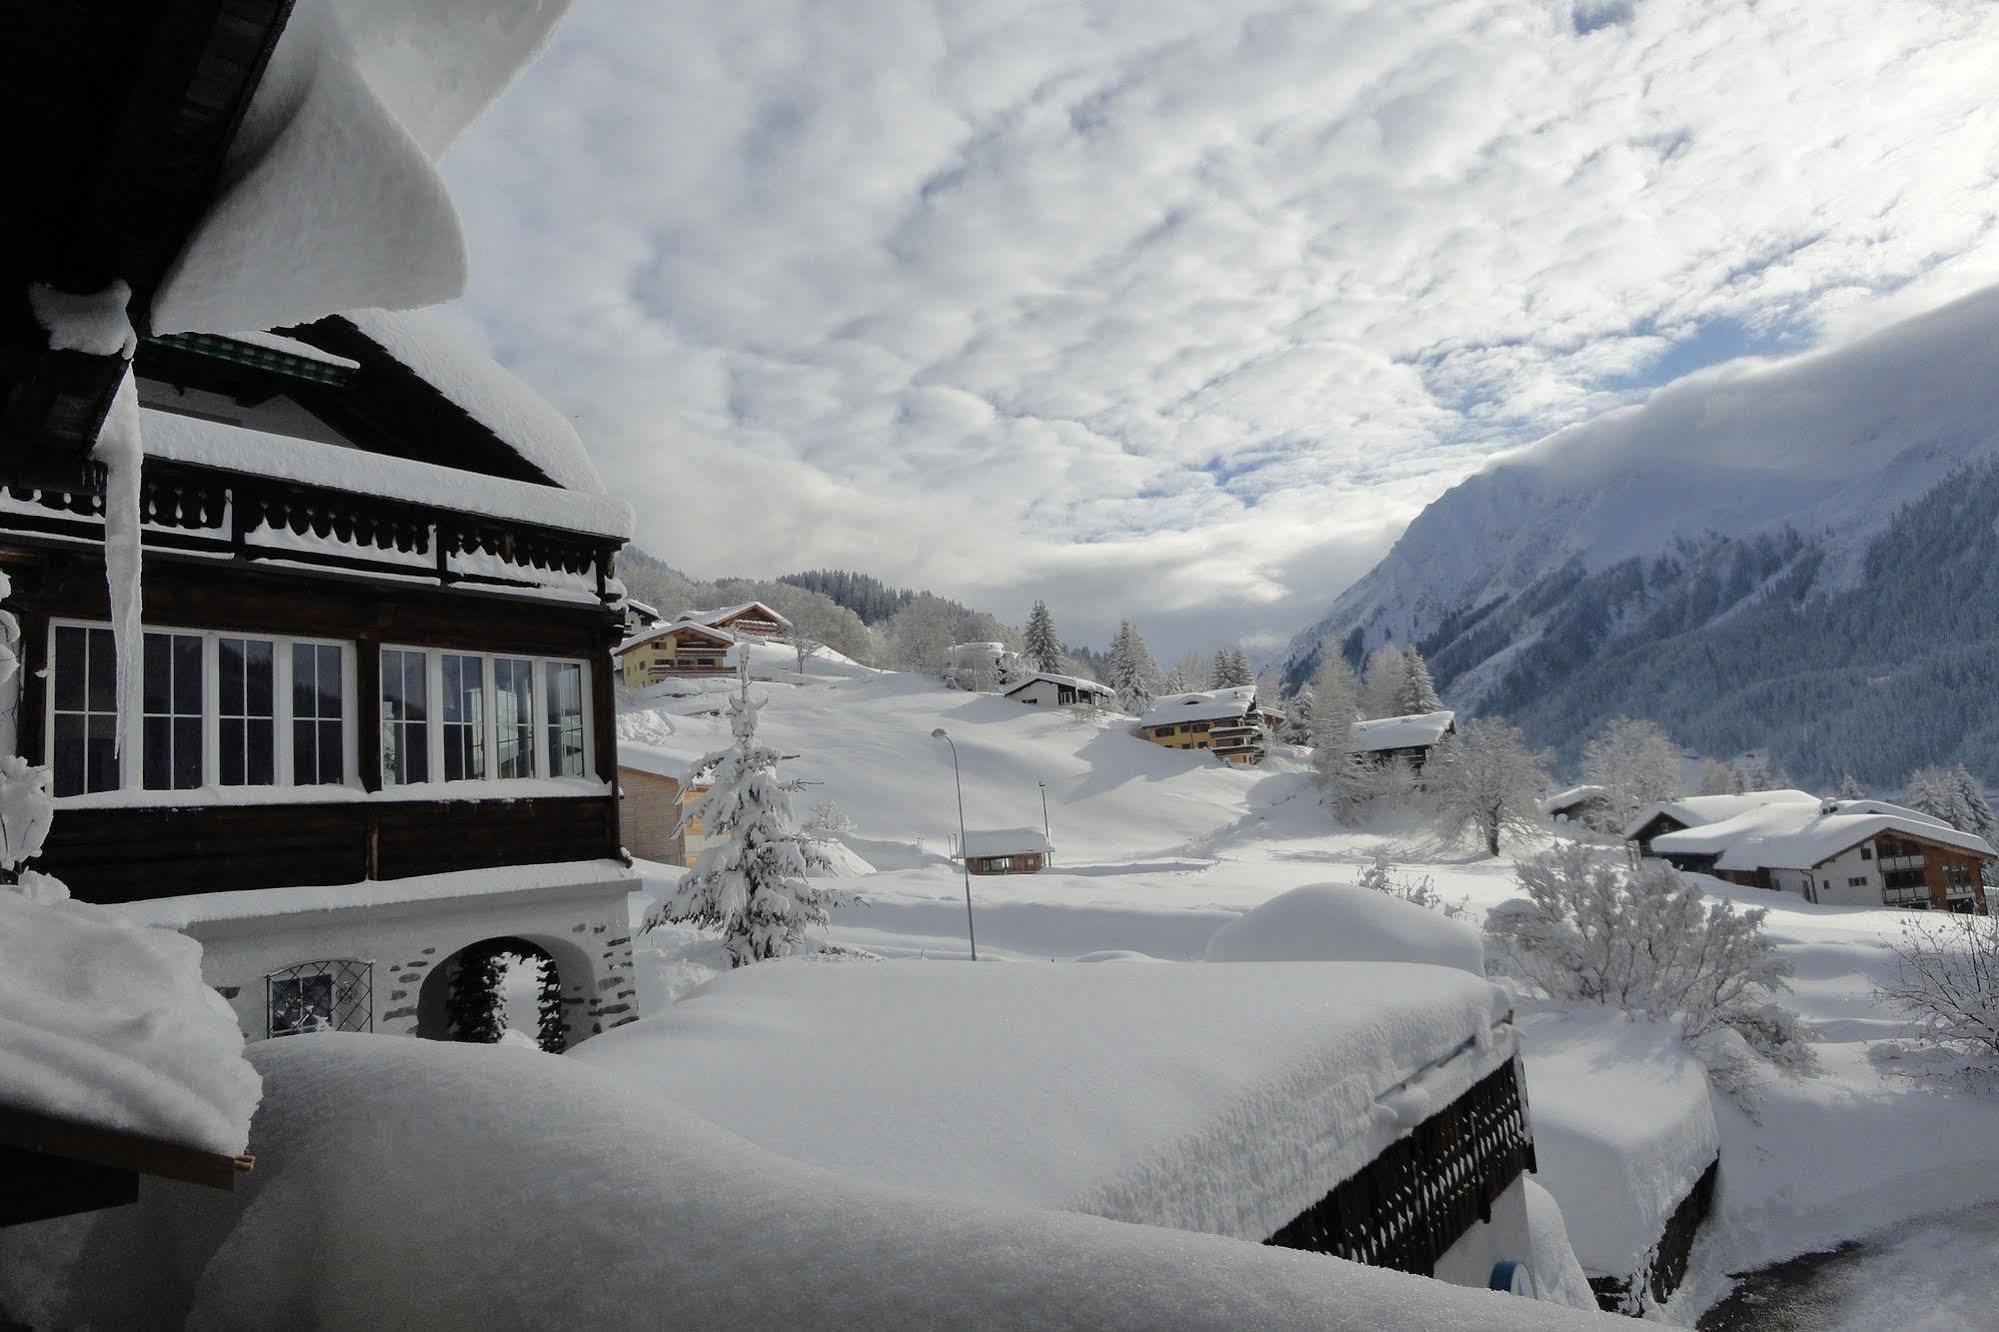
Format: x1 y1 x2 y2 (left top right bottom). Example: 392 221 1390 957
931 728 978 961
1039 780 1050 862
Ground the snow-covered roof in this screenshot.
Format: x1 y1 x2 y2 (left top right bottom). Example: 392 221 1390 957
152 0 569 338
692 601 792 628
340 307 607 495
1 885 261 1157
1650 799 1995 871
142 408 633 541
1139 687 1261 728
626 597 664 625
225 329 361 371
1347 710 1456 753
961 827 1053 859
574 959 1516 1243
1542 785 1609 815
1003 672 1112 698
617 620 736 655
1622 789 1821 841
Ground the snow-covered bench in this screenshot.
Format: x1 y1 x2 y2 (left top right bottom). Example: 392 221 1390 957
579 956 1550 1295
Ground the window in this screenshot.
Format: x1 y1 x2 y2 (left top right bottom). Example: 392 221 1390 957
292 643 344 784
50 626 117 796
142 632 204 790
546 661 586 777
381 648 429 785
1848 876 1868 888
494 658 535 779
50 623 351 797
266 960 373 1038
440 654 486 781
217 637 276 786
1860 846 1874 861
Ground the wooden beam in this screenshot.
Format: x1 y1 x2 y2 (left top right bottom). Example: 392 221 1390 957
0 1104 251 1192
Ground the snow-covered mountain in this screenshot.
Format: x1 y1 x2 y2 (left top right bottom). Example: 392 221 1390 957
1281 284 1999 782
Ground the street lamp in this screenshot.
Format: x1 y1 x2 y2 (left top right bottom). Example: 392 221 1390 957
931 727 978 961
1039 780 1050 861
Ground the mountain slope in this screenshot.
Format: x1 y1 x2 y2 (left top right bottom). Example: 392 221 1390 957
1282 284 1999 781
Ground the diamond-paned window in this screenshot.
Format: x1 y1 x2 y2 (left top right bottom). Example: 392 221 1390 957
267 960 373 1038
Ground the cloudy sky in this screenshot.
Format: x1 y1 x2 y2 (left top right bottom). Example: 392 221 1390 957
443 0 1999 655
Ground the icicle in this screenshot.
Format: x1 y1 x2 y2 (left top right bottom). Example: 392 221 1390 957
27 280 143 759
96 369 144 758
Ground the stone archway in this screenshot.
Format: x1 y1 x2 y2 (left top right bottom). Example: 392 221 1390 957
417 935 582 1052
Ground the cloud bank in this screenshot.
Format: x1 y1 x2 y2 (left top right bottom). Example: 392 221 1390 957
441 0 1999 654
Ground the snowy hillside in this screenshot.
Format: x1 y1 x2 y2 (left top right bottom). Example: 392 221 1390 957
1278 286 1999 773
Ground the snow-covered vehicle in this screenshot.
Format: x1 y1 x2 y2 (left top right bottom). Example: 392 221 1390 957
578 957 1566 1299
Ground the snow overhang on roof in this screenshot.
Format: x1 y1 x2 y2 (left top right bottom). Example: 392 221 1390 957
1347 710 1455 753
1139 687 1261 728
1005 673 1111 697
618 621 735 654
1542 785 1608 814
698 601 792 628
1620 789 1821 842
962 828 1054 859
1651 803 1996 871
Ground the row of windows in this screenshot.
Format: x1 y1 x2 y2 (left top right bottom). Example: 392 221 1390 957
50 623 591 797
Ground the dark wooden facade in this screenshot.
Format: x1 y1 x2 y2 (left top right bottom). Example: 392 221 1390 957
6 544 622 904
966 851 1048 876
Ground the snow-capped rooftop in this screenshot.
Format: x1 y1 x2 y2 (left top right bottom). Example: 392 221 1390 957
1650 799 1994 871
693 601 792 628
1004 672 1111 697
1622 789 1821 841
575 957 1515 1243
1139 687 1261 728
1347 710 1456 753
1542 785 1608 814
340 307 607 495
0 886 261 1157
616 620 736 655
142 409 633 541
961 827 1053 859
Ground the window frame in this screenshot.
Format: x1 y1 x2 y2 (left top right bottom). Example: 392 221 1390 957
380 645 596 787
46 619 357 797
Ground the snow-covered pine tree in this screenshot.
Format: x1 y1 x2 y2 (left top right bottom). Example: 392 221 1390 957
1430 718 1552 858
1163 661 1194 693
1359 644 1411 719
641 662 851 966
1307 653 1369 809
1950 766 1996 842
1210 646 1253 688
1903 765 1963 829
1394 648 1444 714
445 941 509 1043
533 954 566 1052
1105 620 1163 715
1837 773 1866 801
1698 761 1737 796
1581 716 1686 830
1024 600 1062 673
1104 621 1136 710
1280 685 1315 745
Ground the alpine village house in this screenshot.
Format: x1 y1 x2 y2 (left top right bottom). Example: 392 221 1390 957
0 3 640 1056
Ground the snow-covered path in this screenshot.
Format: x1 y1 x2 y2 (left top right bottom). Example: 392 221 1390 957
1698 1202 1999 1331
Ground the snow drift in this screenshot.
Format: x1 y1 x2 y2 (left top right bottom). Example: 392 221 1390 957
0 1035 1611 1329
1203 881 1484 975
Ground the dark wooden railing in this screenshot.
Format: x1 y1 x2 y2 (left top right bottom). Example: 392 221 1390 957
1267 1054 1537 1277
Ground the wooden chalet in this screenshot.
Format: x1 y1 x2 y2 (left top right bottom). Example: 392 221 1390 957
0 0 640 1052
1347 710 1456 774
617 619 736 686
1004 672 1113 709
694 600 790 640
1647 798 1996 914
1137 688 1271 766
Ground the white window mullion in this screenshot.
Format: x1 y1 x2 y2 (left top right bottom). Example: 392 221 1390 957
344 643 359 790
483 653 499 785
426 650 444 788
121 629 142 791
531 659 546 779
202 634 221 789
274 642 295 789
579 661 595 778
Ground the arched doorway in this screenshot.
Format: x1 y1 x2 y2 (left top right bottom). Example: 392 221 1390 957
417 936 569 1052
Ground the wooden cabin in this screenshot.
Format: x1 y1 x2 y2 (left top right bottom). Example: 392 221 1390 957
0 0 640 1050
960 827 1052 875
618 764 686 865
617 620 736 686
1137 688 1270 766
694 600 790 640
1347 710 1456 774
1003 672 1113 709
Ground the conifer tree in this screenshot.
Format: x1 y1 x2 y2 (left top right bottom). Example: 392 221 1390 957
533 954 566 1052
1837 773 1866 801
1359 644 1411 719
642 662 852 965
1106 621 1164 715
1211 646 1254 688
1280 685 1315 745
1307 652 1367 806
1024 600 1062 673
1394 648 1444 714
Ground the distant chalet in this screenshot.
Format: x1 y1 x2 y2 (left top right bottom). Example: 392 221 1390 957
1004 672 1114 709
959 827 1053 875
1137 688 1283 766
1631 794 1995 914
1347 710 1456 773
617 619 736 686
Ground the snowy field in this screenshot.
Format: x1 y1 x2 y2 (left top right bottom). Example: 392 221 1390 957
617 646 1999 1322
